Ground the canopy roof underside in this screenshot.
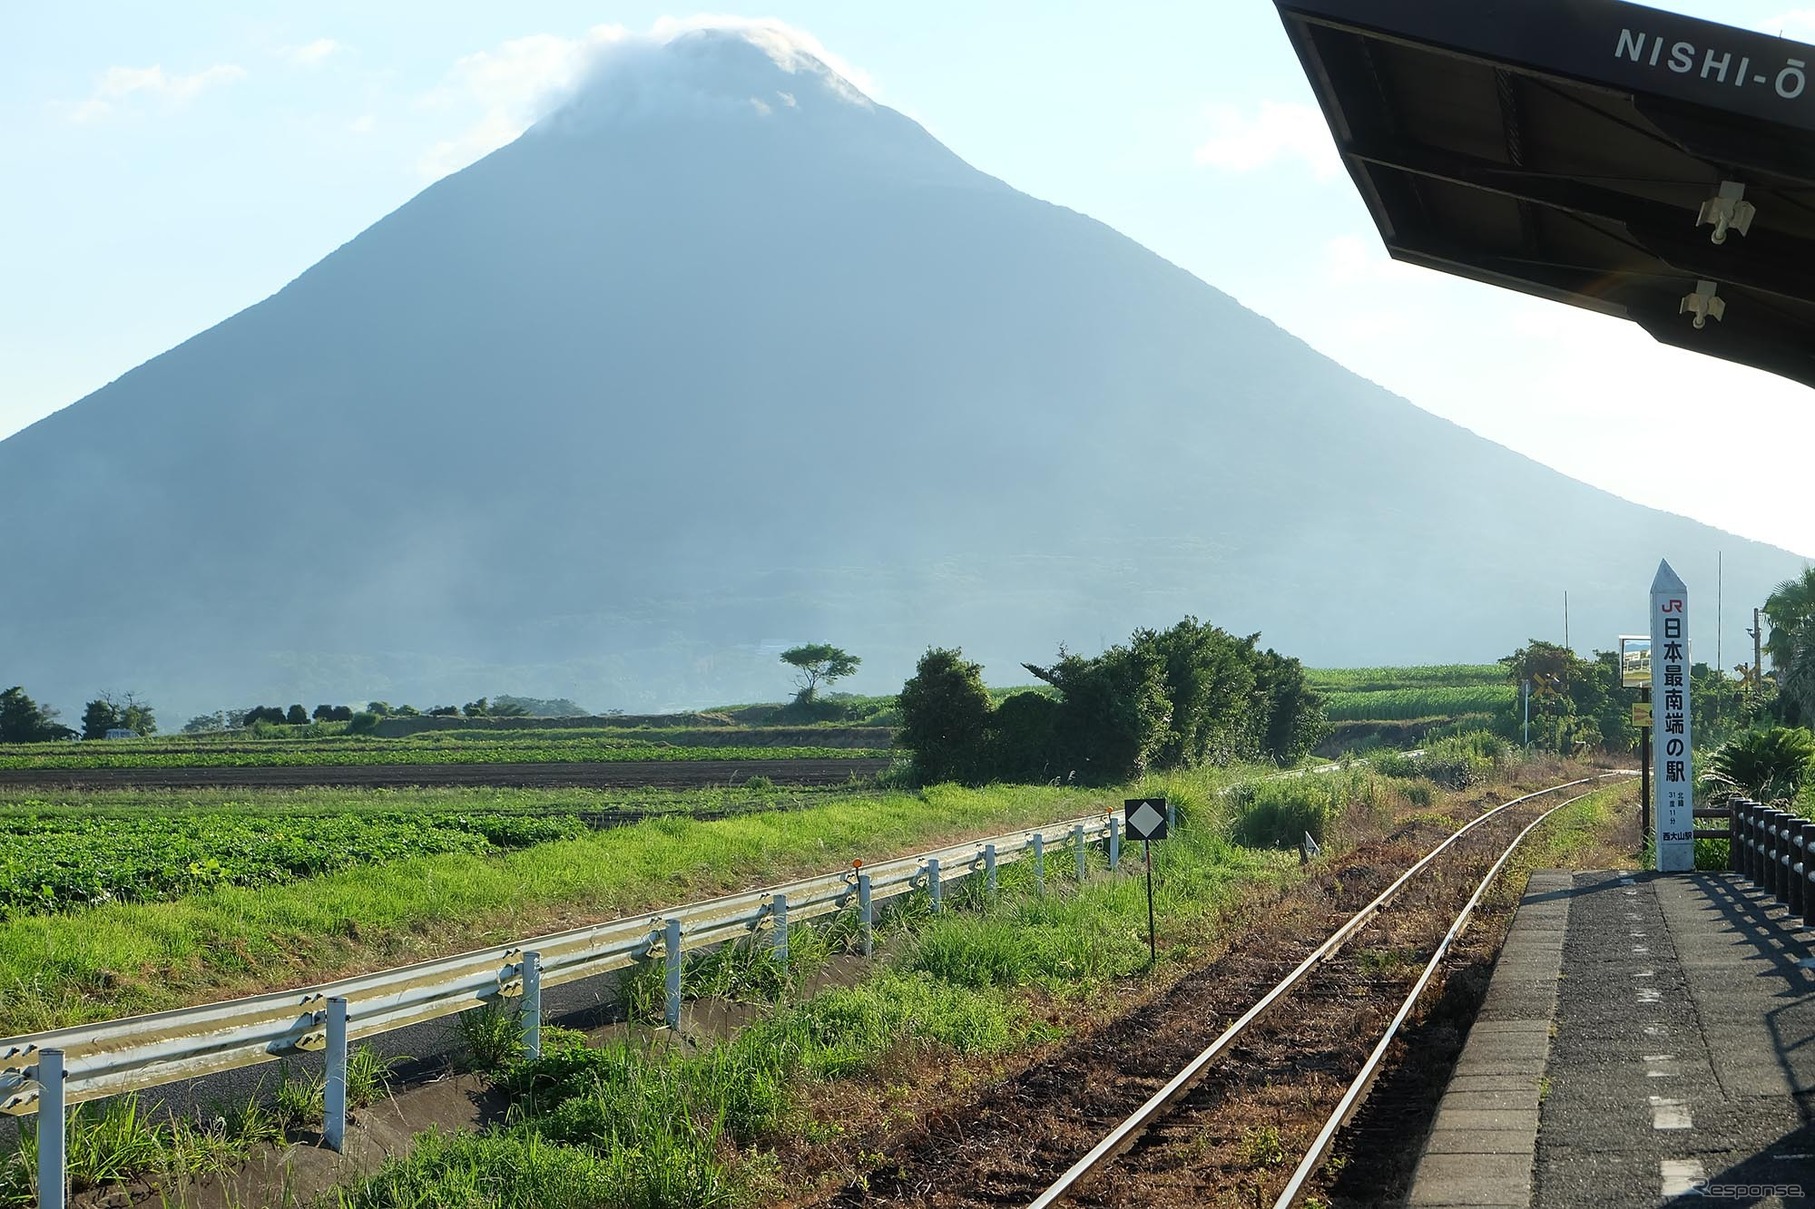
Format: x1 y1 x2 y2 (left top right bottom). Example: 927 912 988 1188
1276 0 1815 387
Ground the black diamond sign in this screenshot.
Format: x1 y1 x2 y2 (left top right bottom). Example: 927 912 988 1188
1124 797 1168 841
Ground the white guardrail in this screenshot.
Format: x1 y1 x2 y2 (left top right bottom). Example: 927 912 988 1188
3 802 1143 1203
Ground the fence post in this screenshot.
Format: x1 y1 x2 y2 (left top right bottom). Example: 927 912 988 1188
324 997 348 1153
927 858 942 913
772 893 789 972
1802 822 1815 928
522 951 542 1062
1109 816 1121 871
1785 827 1800 914
1728 800 1740 874
1074 824 1087 883
664 918 683 1030
1032 834 1045 895
1771 810 1789 902
858 871 873 958
37 1048 65 1209
984 844 997 896
1742 801 1758 881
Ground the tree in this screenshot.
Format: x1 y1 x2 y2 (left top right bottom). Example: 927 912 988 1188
898 648 993 784
462 698 490 718
780 644 861 704
82 693 156 739
285 704 308 725
1764 568 1815 676
0 687 74 743
1025 642 1171 785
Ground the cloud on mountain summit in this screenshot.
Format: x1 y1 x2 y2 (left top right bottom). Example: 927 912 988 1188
414 18 877 181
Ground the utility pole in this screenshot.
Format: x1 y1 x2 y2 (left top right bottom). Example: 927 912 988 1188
1752 606 1765 689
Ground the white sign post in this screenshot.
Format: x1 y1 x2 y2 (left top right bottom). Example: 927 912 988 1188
1650 560 1694 872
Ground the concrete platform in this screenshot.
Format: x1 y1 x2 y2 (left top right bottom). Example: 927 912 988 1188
1405 870 1815 1208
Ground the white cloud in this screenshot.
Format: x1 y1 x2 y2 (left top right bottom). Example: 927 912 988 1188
647 15 879 100
67 63 246 122
414 18 878 181
349 114 376 135
1193 100 1342 181
287 39 343 68
415 24 629 178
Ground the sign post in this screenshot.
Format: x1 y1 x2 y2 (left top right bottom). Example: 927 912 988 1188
1650 562 1694 872
1620 635 1653 842
1124 798 1168 965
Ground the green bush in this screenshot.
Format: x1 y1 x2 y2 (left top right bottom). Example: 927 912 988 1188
1705 727 1815 804
1230 778 1342 849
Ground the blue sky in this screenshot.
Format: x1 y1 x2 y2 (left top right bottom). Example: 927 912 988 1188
6 1 1815 558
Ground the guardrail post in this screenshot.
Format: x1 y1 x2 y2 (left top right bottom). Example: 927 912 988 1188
927 858 942 913
37 1048 65 1209
984 844 998 896
324 997 348 1153
1074 824 1087 883
664 918 683 1030
772 893 789 972
1108 816 1121 870
1032 833 1045 895
858 872 873 957
522 951 542 1061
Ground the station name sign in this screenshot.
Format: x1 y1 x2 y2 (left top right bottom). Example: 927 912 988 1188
1277 0 1815 135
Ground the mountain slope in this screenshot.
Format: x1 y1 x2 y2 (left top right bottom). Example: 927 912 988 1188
0 29 1803 716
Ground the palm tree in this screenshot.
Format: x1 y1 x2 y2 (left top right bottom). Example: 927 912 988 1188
1764 567 1815 674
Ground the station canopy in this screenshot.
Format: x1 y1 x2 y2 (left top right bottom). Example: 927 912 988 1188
1275 0 1815 387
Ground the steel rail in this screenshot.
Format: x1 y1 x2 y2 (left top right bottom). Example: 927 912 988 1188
1269 787 1596 1208
1025 771 1632 1209
0 807 1123 1115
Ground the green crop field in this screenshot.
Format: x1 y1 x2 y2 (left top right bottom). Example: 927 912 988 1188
1321 685 1514 721
0 783 856 920
1307 664 1504 692
1307 665 1513 723
0 729 888 771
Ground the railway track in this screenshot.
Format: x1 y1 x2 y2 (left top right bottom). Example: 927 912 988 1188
828 771 1632 1208
0 757 889 791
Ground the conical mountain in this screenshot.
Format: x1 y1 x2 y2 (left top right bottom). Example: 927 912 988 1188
0 29 1802 716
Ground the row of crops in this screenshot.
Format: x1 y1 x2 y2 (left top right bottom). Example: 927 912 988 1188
0 808 592 918
0 735 888 771
1306 665 1513 722
1320 684 1514 721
